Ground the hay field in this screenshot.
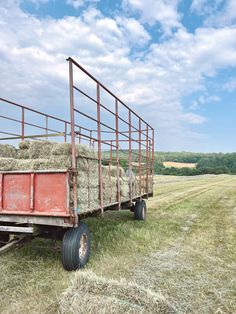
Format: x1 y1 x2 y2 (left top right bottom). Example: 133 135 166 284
163 161 197 168
0 175 235 313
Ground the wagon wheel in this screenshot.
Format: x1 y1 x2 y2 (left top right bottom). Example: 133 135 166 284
0 234 10 248
134 199 146 221
62 222 91 271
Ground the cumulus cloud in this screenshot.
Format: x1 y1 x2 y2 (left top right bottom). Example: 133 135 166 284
191 0 223 15
122 0 182 36
191 0 236 27
116 16 151 45
0 0 236 151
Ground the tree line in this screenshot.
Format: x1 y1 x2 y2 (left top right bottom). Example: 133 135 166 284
155 152 236 175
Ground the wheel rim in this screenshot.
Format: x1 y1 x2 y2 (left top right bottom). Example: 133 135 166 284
79 233 88 260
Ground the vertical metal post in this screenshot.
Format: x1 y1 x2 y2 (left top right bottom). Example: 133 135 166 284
152 128 155 182
45 115 48 140
30 173 35 211
128 110 132 203
69 59 78 220
64 122 67 143
90 131 92 148
97 83 103 213
79 127 81 144
0 173 3 211
115 99 121 210
139 119 141 196
21 108 24 142
109 140 112 203
146 125 149 195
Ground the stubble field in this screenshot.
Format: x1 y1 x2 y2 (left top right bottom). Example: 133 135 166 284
0 174 235 313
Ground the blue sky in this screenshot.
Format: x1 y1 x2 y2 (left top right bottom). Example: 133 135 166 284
0 0 236 152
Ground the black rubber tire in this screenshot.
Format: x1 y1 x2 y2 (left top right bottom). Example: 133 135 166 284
134 200 146 221
61 222 91 271
0 234 9 248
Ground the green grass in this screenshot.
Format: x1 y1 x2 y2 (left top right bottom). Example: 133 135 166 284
0 175 235 313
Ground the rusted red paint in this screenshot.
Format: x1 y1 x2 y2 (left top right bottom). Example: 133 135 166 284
0 172 70 217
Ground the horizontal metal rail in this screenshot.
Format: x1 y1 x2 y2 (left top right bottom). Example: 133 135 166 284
67 57 154 131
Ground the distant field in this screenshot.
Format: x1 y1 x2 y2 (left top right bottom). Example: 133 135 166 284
0 175 235 313
163 161 197 168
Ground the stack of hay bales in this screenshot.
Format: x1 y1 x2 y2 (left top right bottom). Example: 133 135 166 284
0 142 153 212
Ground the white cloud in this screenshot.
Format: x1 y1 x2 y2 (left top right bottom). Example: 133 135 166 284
116 16 151 45
190 94 220 110
191 0 224 15
66 0 100 9
66 0 85 9
122 0 182 36
191 0 236 27
0 1 236 151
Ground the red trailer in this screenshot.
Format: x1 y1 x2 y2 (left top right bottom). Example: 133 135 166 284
0 57 154 270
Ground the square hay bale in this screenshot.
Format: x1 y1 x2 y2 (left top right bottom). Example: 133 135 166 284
18 141 54 159
51 143 71 156
76 144 97 158
0 158 17 171
0 144 17 158
103 177 118 204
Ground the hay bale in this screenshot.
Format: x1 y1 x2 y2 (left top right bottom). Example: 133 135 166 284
59 270 175 314
0 158 17 171
51 143 71 156
28 141 54 159
77 186 99 212
0 144 16 158
76 144 97 158
18 141 53 159
18 141 30 149
120 177 130 201
103 177 117 204
105 165 125 177
76 157 88 172
17 149 30 159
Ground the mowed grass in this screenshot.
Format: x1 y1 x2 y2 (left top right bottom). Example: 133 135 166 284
0 175 235 313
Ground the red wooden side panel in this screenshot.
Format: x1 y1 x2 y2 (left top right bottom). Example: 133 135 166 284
34 173 69 214
2 174 31 212
0 172 70 217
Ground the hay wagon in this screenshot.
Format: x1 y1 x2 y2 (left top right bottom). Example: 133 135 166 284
0 57 154 270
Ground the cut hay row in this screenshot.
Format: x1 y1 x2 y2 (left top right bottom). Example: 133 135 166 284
59 270 176 314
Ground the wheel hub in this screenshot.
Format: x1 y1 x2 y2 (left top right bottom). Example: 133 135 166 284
79 233 88 260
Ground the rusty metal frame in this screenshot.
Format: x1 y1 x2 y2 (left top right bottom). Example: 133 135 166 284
0 56 155 223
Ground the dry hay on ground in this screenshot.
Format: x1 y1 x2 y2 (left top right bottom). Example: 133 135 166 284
59 270 175 314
